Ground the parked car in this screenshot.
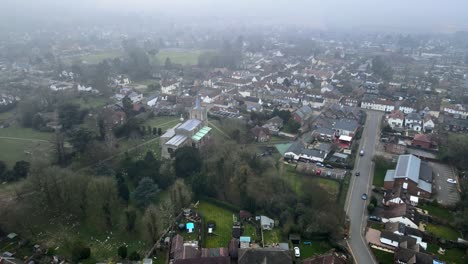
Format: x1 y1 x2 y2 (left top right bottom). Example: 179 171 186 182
325 164 334 169
355 172 360 176
361 193 368 200
447 178 457 184
369 215 382 222
294 247 300 257
359 150 364 156
316 163 325 167
326 171 332 177
315 169 322 175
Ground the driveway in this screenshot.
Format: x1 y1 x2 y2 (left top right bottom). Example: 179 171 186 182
345 110 383 264
295 162 346 180
429 162 460 206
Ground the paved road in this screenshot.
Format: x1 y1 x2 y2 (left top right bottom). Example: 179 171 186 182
345 111 383 264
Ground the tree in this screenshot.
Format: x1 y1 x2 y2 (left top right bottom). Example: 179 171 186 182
283 78 291 87
31 113 45 130
13 161 30 179
309 75 316 85
58 103 85 130
125 209 137 232
68 128 95 154
174 147 202 178
118 245 127 259
164 57 172 69
132 177 160 208
0 161 6 179
143 205 160 243
116 176 130 203
122 96 134 118
71 243 91 262
157 128 162 136
129 251 141 261
287 118 301 133
169 179 192 211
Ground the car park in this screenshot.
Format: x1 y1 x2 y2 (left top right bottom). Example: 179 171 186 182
361 193 368 200
369 215 381 222
294 247 300 257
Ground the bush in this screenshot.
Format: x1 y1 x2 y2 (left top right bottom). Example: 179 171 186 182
367 203 375 213
118 245 127 259
129 251 141 261
71 244 91 262
46 247 56 257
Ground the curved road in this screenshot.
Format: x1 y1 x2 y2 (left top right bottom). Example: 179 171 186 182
345 111 383 264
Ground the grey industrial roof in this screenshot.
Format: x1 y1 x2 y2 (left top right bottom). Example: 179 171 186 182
178 119 201 132
418 180 432 193
165 135 188 147
394 155 421 184
419 162 433 183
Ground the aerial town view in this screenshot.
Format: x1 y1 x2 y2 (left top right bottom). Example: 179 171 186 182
0 0 467 263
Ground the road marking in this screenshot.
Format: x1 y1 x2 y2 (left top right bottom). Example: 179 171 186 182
346 240 358 263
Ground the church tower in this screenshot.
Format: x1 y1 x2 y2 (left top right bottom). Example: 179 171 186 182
190 95 208 125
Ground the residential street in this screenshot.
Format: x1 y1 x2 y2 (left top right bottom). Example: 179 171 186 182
345 111 383 264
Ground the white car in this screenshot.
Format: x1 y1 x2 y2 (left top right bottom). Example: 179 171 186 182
447 178 457 184
294 246 300 257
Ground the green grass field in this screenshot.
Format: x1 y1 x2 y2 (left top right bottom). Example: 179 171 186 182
373 164 389 188
150 49 205 66
419 204 454 221
299 241 333 259
370 223 384 231
0 126 53 166
197 201 235 248
371 248 394 264
282 166 340 199
427 243 467 264
425 223 460 241
79 51 123 64
144 116 182 133
0 110 15 122
70 97 109 109
243 224 258 242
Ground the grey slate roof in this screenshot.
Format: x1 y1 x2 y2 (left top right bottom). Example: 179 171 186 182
333 118 359 132
238 248 292 264
406 112 422 121
178 119 202 131
166 135 188 147
419 162 433 183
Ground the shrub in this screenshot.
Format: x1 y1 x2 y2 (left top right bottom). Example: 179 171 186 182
129 251 141 261
71 244 91 262
367 203 375 213
118 245 127 259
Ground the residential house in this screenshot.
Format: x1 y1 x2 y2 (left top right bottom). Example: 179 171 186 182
443 104 468 119
398 100 416 114
382 186 406 206
340 96 358 107
361 95 395 112
323 104 361 120
292 105 313 125
422 115 435 133
394 247 433 264
257 215 274 230
382 204 420 229
238 248 292 264
284 141 329 163
262 116 284 135
384 155 432 198
243 96 263 112
302 250 346 264
333 118 359 136
379 230 418 249
405 112 422 131
411 134 434 149
312 127 336 141
251 126 270 142
386 110 405 128
384 222 426 249
161 81 180 94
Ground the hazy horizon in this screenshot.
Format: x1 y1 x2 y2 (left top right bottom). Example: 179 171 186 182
2 0 468 33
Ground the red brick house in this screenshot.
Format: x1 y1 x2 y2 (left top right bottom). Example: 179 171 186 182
383 155 432 198
411 134 433 149
251 126 270 142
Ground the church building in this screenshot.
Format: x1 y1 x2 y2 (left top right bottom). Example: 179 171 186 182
160 96 212 158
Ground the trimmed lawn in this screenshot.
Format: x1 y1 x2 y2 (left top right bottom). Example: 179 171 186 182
144 116 181 133
370 223 384 231
425 223 460 241
373 165 388 188
282 166 339 199
0 109 15 122
243 224 258 242
0 126 52 140
371 248 394 264
197 201 235 248
150 49 205 66
316 178 340 198
299 241 332 259
263 229 282 246
419 204 454 221
70 97 109 109
427 243 468 264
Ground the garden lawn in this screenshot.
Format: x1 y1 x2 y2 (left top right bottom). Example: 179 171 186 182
0 138 52 167
425 223 460 241
0 109 15 122
299 241 332 259
197 201 235 248
151 49 205 66
371 248 394 264
70 97 109 109
282 166 340 200
370 223 384 231
243 224 258 242
373 164 389 188
427 243 467 264
263 229 282 246
419 204 454 221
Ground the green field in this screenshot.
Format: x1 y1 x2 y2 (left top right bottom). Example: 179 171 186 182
370 223 384 231
70 97 109 109
373 164 388 188
150 49 205 66
299 241 333 259
0 126 53 166
0 110 15 122
419 204 454 221
197 201 235 248
243 224 258 242
371 248 394 264
427 243 468 264
144 116 181 133
79 51 123 64
282 166 340 199
425 223 460 241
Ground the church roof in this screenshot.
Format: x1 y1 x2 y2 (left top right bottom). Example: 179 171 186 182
192 126 212 142
178 119 202 132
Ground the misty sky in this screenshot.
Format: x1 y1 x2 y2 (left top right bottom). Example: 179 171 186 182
3 0 468 32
